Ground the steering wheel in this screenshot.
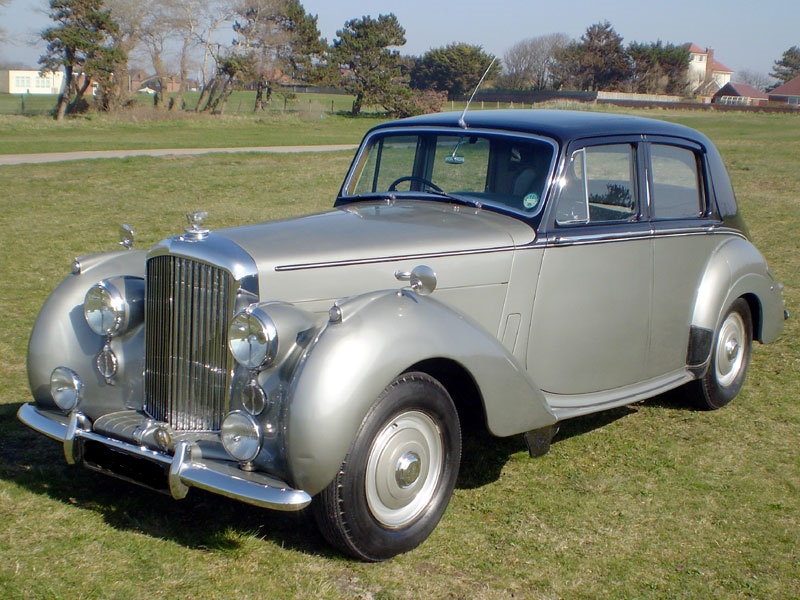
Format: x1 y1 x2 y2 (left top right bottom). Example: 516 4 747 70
388 176 444 194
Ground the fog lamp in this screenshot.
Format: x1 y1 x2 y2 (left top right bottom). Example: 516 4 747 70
50 366 82 413
220 411 262 463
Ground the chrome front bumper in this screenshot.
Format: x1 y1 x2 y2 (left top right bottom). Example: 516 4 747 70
17 403 311 511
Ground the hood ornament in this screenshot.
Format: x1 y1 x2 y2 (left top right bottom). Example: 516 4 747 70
184 211 210 241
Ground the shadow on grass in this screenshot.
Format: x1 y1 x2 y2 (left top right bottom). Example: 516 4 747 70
0 402 333 558
1 386 699 556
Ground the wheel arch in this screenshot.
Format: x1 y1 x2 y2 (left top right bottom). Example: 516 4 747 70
406 357 487 434
284 289 555 496
689 236 781 371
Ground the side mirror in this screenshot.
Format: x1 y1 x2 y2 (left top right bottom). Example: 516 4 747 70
394 265 437 295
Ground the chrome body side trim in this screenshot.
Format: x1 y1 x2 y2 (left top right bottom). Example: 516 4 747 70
274 244 519 272
17 403 311 511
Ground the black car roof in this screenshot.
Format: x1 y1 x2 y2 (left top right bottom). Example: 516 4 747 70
370 109 709 148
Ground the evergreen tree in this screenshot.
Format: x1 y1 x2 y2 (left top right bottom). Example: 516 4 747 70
40 0 124 120
330 13 406 116
233 0 325 111
770 46 800 84
628 41 689 95
554 21 630 92
410 43 498 99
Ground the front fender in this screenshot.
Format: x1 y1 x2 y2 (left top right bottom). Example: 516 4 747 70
285 289 555 496
27 250 147 415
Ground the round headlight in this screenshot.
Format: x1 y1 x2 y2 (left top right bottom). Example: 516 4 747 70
84 282 126 336
228 307 278 370
50 366 82 413
220 411 262 463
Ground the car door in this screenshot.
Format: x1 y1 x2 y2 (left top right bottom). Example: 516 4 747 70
645 138 719 378
528 139 653 396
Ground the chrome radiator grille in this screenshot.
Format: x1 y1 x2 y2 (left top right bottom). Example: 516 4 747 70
145 255 234 431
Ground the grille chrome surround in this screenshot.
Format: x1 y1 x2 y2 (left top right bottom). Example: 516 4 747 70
145 255 235 431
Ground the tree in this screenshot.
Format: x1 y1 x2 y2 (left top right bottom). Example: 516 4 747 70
197 52 254 112
104 0 150 107
410 43 498 99
553 21 630 91
770 46 800 84
232 0 325 111
736 69 773 92
40 0 125 120
499 33 569 91
138 2 173 108
627 41 689 95
0 0 9 44
329 13 406 116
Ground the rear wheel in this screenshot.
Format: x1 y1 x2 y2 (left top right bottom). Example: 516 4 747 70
693 298 752 410
313 372 461 561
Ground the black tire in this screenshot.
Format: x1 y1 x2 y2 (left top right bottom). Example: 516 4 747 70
312 372 461 561
693 298 753 410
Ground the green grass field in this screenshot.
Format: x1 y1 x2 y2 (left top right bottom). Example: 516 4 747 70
0 108 798 599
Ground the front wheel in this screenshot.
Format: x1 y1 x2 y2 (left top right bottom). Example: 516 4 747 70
693 298 753 410
312 372 461 561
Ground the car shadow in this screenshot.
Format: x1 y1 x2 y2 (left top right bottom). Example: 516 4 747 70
3 389 698 554
0 402 333 557
457 385 699 490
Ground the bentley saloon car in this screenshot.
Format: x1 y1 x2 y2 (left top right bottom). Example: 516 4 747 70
19 109 786 560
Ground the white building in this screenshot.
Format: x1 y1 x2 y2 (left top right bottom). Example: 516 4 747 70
685 44 734 96
0 69 65 95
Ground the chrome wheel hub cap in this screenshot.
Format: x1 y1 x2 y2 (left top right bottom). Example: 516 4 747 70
395 451 422 489
716 311 746 388
366 411 444 528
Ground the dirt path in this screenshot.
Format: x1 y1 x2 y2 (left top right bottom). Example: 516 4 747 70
0 144 358 166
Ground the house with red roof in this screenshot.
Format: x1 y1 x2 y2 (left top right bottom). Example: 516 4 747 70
712 82 769 106
768 75 800 106
686 43 734 97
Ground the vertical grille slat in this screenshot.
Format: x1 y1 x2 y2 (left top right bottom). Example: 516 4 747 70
145 255 234 431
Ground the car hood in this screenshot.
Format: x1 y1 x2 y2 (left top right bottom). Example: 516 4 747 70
216 201 535 305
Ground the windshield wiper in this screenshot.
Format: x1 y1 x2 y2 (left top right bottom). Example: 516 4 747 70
425 189 483 209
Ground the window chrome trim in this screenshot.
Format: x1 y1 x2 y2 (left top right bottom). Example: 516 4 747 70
338 126 560 220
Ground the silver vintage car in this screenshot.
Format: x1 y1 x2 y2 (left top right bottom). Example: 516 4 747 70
19 110 786 560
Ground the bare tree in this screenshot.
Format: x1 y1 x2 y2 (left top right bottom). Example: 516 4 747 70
166 0 234 110
500 33 570 90
139 3 173 108
0 0 9 44
736 69 774 92
104 0 149 103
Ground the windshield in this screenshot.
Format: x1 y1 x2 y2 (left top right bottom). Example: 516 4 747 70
342 130 556 215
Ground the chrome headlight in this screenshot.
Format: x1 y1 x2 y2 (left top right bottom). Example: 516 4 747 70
228 307 278 370
221 411 262 463
84 277 144 337
50 367 82 413
84 282 125 336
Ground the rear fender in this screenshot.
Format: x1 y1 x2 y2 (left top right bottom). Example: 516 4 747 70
690 237 784 370
285 289 555 496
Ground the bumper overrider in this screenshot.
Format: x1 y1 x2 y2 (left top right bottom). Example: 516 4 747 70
17 403 312 511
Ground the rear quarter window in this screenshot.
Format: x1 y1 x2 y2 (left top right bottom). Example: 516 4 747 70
649 145 704 220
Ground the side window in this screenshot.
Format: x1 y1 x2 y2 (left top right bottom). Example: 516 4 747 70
650 145 703 219
556 144 637 225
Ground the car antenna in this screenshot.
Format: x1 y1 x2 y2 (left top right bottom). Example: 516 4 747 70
459 57 497 129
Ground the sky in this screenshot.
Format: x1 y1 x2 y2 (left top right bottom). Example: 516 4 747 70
0 0 796 78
